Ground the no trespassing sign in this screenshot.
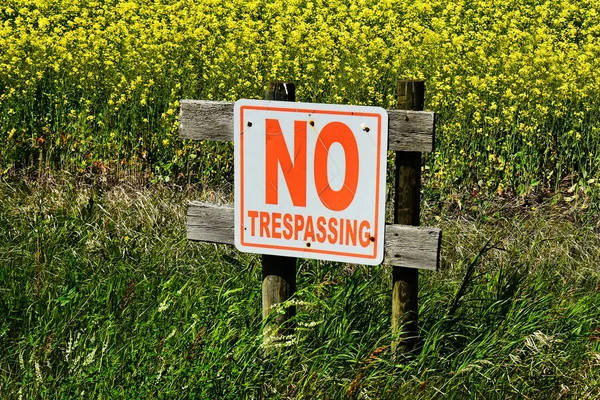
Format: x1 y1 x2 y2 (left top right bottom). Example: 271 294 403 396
234 99 388 265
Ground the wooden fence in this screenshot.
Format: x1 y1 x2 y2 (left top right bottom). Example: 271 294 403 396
179 80 441 350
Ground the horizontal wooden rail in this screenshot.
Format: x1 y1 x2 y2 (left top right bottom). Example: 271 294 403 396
179 100 436 153
187 202 440 270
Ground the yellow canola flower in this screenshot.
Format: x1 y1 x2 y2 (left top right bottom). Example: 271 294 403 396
0 0 598 193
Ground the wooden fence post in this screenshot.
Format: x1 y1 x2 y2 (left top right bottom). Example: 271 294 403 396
179 87 441 350
262 82 297 344
392 80 425 352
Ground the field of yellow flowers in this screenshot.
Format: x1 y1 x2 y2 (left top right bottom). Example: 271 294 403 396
2 2 600 398
1 0 600 194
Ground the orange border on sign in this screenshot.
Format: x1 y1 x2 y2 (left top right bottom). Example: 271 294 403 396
239 105 383 260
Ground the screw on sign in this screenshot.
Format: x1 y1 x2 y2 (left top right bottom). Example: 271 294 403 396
234 100 389 265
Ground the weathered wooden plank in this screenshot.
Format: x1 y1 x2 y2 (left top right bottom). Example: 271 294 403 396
383 224 440 271
179 100 435 152
179 100 234 143
187 201 440 270
187 202 235 245
387 109 435 153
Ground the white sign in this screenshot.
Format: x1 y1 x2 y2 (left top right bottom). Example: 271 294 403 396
234 99 388 265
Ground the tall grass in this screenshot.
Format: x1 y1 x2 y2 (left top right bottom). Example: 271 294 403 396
1 0 600 397
1 177 598 398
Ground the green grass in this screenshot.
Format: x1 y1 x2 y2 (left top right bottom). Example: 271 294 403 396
2 2 600 397
1 176 599 398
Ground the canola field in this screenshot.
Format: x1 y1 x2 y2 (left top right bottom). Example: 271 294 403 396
0 0 600 193
2 1 600 398
1 0 600 195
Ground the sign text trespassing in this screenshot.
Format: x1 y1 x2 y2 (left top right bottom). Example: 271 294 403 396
234 99 388 265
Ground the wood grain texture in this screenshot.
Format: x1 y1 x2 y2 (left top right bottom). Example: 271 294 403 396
392 80 426 352
261 82 297 348
186 201 440 270
187 202 235 245
179 100 234 142
179 100 435 152
387 110 435 152
383 224 440 271
262 254 296 339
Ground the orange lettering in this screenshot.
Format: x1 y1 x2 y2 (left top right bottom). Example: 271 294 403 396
304 216 315 241
265 119 307 207
272 212 282 239
345 219 357 246
283 213 293 239
314 122 359 211
359 220 371 247
294 214 305 240
260 211 271 237
247 210 258 236
316 216 327 243
327 217 338 244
